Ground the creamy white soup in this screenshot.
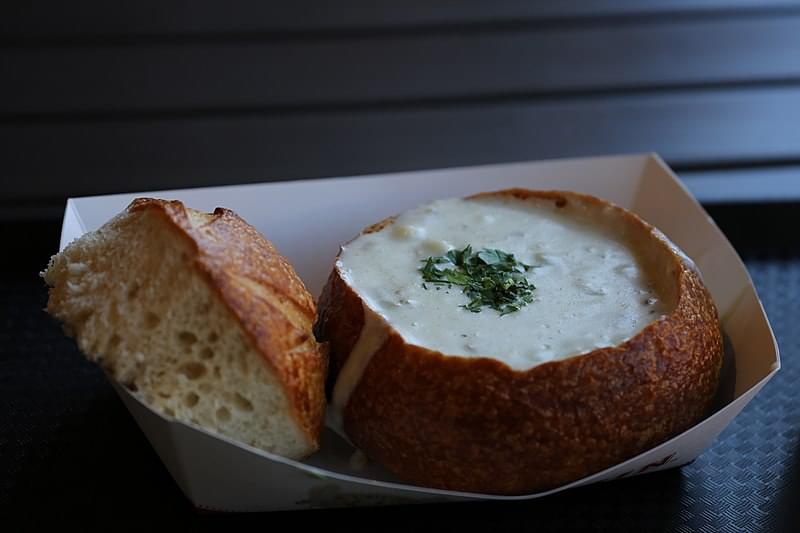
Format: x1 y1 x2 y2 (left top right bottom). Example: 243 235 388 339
330 196 669 420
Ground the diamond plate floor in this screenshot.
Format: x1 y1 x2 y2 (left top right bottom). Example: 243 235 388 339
1 206 798 531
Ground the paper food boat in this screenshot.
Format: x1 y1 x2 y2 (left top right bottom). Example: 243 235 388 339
57 153 779 512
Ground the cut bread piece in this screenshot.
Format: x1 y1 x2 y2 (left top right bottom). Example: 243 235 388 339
43 198 327 460
316 189 723 494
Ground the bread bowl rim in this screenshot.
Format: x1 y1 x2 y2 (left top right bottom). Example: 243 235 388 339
330 187 709 373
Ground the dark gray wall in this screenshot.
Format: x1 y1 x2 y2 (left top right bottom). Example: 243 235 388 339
4 1 800 219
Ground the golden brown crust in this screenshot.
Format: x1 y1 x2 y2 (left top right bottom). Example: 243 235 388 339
362 215 398 235
128 198 327 449
315 268 364 395
314 189 723 494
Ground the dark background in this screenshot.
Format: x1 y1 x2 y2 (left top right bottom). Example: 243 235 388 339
2 2 799 530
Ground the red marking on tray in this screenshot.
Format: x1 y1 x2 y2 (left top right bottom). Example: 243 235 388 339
613 452 678 480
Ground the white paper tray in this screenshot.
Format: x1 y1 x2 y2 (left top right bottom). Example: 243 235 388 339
58 153 779 512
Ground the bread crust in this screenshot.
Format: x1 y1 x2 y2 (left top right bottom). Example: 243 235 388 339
128 198 327 451
315 189 723 494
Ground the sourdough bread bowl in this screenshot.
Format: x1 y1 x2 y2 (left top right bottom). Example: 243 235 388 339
315 189 723 495
43 198 327 460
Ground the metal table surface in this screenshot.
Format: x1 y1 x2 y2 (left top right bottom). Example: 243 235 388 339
1 203 797 531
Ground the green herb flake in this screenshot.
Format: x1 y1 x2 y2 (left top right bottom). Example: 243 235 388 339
418 245 536 315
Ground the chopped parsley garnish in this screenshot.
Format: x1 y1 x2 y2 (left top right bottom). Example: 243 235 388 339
419 245 536 315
